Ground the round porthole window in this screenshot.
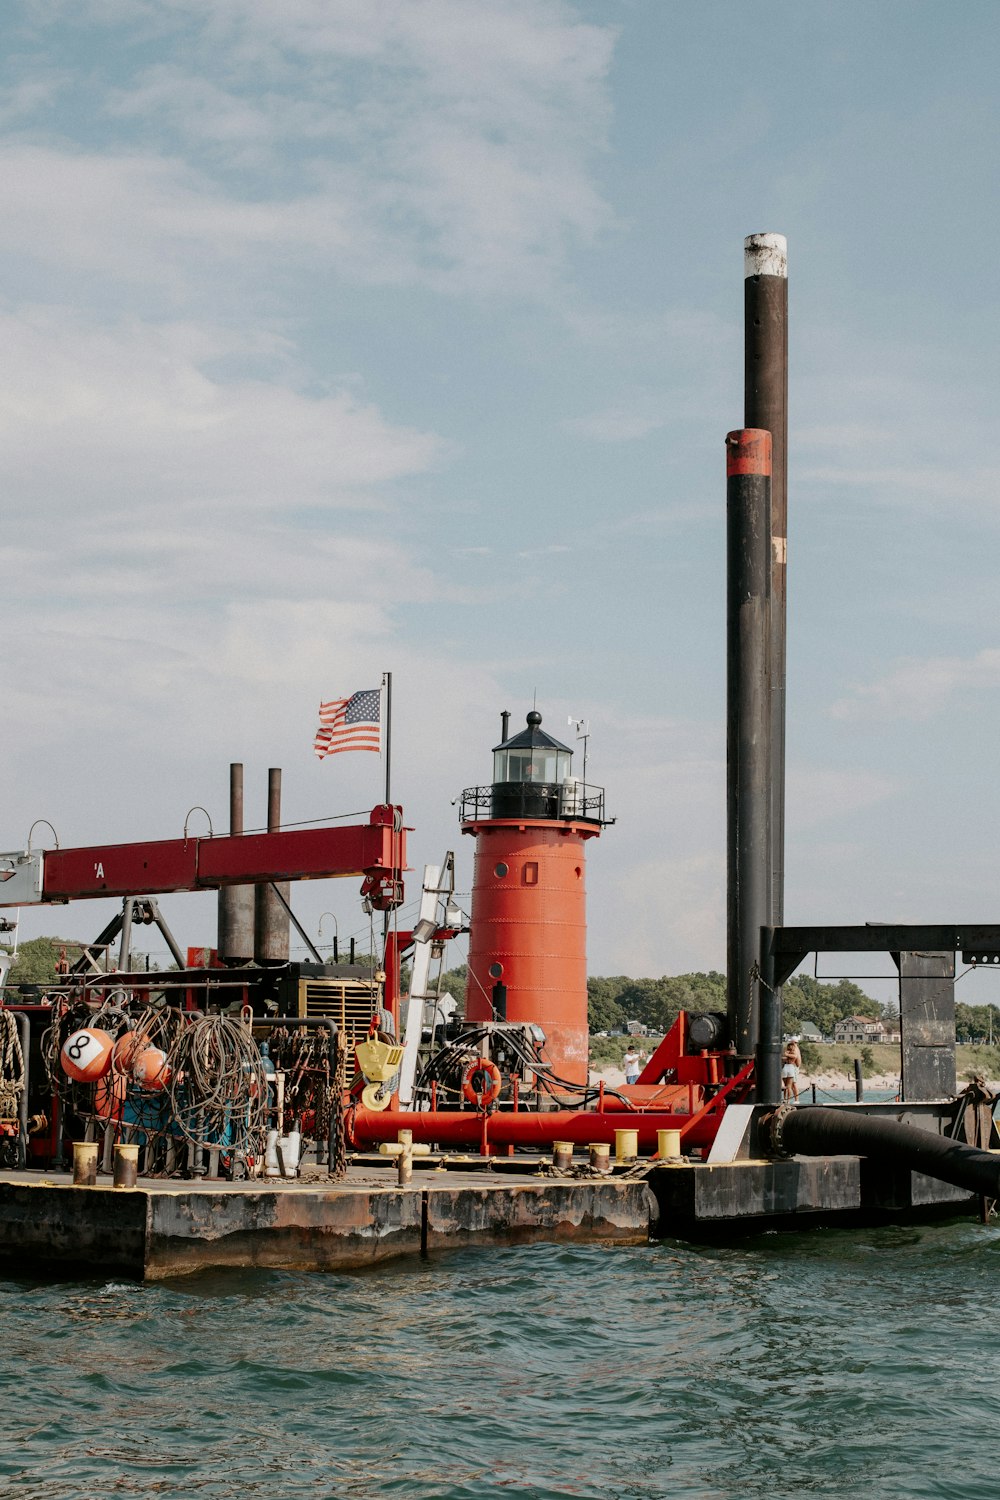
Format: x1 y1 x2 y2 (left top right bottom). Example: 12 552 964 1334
494 862 508 877
489 962 504 979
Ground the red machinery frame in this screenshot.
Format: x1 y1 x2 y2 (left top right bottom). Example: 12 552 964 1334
347 1010 753 1156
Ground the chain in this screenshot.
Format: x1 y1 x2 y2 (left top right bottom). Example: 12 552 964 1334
330 1030 348 1179
749 959 778 994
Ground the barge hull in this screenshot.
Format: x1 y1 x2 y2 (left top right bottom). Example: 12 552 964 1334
0 1154 982 1280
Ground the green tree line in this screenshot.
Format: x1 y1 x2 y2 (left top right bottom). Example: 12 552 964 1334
955 1002 1000 1043
10 942 996 1045
1 937 79 985
588 970 903 1038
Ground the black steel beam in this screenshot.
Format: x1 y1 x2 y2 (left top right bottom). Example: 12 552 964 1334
768 923 1000 987
773 924 1000 953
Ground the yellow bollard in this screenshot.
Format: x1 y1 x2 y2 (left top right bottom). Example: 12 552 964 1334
657 1129 682 1160
552 1140 574 1171
614 1129 638 1163
588 1142 611 1173
113 1143 140 1189
72 1142 98 1186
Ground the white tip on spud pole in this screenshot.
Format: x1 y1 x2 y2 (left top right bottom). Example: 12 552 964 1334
744 233 787 279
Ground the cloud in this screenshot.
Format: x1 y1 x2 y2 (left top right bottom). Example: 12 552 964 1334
0 309 443 524
597 852 725 977
563 405 667 443
787 766 900 827
831 649 1000 723
794 326 996 521
6 0 617 299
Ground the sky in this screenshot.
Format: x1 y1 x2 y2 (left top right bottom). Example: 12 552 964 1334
2 0 1000 997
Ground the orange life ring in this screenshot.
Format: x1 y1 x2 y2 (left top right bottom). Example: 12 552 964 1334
462 1057 502 1108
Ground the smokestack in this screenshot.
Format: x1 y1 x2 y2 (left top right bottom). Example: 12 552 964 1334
744 232 787 926
217 763 254 965
726 429 773 1060
255 767 290 965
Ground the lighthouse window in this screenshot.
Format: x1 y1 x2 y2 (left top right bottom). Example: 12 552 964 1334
507 748 560 782
522 862 538 886
493 744 572 783
494 862 508 878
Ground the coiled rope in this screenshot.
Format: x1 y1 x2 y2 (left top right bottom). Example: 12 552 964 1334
0 1012 24 1120
168 1014 269 1163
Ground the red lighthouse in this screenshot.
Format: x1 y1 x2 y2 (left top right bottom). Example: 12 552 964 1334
459 711 607 1086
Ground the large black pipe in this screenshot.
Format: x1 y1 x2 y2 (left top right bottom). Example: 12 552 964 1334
744 233 788 928
772 1106 1000 1198
726 429 773 1060
218 763 254 965
255 768 291 965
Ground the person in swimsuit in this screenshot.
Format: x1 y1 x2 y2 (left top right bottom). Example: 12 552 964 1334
781 1039 802 1102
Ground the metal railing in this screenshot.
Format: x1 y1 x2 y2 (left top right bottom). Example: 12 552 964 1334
457 782 608 825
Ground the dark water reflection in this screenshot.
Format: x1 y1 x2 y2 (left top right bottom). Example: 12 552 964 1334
0 1223 996 1498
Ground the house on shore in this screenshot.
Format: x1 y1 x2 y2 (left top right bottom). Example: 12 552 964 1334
834 1015 887 1045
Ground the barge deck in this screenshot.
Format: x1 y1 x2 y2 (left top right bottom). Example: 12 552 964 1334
0 1153 979 1281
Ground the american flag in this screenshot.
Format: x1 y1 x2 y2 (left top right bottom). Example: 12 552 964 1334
314 688 381 758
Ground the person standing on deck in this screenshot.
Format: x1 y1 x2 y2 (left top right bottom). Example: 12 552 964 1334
781 1039 802 1102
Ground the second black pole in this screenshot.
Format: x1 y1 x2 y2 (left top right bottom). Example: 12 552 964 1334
726 429 773 1065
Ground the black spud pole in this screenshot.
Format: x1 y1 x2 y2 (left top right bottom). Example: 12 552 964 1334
726 429 773 1062
744 233 787 928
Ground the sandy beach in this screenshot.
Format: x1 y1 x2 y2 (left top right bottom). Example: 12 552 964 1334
591 1065 905 1093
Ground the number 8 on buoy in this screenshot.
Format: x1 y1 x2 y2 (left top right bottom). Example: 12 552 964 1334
60 1028 114 1083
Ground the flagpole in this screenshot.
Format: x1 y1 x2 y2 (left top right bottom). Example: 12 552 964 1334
382 671 392 953
383 671 392 806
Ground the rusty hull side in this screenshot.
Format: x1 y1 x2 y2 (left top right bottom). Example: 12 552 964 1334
423 1178 655 1254
0 1181 149 1277
144 1186 423 1279
649 1156 977 1232
0 1177 654 1281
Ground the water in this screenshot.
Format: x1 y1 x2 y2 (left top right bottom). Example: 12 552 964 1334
0 1223 996 1499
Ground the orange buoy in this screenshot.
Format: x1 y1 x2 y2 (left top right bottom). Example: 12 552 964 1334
132 1046 171 1091
111 1030 150 1075
60 1028 114 1083
95 1071 126 1120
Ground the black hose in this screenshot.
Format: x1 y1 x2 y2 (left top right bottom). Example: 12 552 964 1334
773 1105 1000 1197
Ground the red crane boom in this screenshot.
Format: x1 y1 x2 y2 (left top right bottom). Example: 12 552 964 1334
0 805 407 911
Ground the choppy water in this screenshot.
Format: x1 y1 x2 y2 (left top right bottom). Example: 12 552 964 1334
1 1222 997 1499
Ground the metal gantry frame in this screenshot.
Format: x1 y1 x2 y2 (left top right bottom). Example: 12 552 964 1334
756 923 1000 1104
